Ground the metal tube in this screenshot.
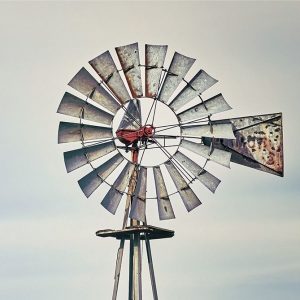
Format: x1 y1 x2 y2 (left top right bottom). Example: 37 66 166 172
145 237 158 300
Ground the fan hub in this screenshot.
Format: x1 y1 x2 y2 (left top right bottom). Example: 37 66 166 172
116 124 155 145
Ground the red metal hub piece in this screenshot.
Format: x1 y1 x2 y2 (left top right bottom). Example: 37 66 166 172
116 125 155 145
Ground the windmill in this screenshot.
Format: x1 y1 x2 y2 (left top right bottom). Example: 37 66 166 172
57 43 284 299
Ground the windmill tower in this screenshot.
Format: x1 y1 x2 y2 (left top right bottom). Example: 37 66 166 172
57 43 284 299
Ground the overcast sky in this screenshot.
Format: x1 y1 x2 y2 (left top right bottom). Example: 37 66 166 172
0 1 299 300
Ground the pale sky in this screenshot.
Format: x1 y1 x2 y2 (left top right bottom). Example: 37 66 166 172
0 1 299 300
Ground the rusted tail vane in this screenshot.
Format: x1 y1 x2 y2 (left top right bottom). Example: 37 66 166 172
204 113 284 176
101 162 136 215
63 141 116 173
58 122 113 144
89 50 130 104
115 43 143 98
68 67 120 114
158 52 196 103
57 92 114 125
145 44 168 98
169 70 218 112
129 167 147 223
177 93 232 123
164 160 201 212
153 166 175 220
78 153 124 198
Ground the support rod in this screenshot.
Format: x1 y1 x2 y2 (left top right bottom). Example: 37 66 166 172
145 237 158 300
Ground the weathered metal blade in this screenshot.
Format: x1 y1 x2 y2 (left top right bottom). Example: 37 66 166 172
68 67 120 114
174 151 221 193
63 141 116 173
118 99 141 131
164 160 201 212
101 162 136 214
177 94 232 123
145 44 168 98
89 50 130 103
115 43 143 98
78 153 124 198
203 113 284 176
169 70 218 111
58 122 112 143
158 52 196 103
180 139 231 168
129 167 147 222
57 92 113 125
153 166 175 220
182 123 235 139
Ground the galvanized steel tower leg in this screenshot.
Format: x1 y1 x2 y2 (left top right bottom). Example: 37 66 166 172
112 238 125 300
145 237 158 300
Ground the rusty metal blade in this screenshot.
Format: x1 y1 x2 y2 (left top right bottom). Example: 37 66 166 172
68 67 120 114
58 122 112 143
174 151 221 193
78 153 124 198
153 166 175 220
169 70 218 111
118 99 141 131
164 161 201 212
57 92 113 125
204 113 284 176
158 52 195 103
89 51 130 103
177 94 232 122
145 44 168 98
101 162 136 214
180 140 231 168
129 167 147 222
115 43 143 98
63 141 116 173
182 123 235 139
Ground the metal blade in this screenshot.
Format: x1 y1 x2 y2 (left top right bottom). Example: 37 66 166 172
158 52 195 103
63 141 116 173
153 166 175 220
68 67 120 114
177 93 232 122
180 139 231 168
145 44 168 98
174 151 221 193
164 160 201 212
115 43 143 98
169 70 218 111
182 123 235 139
118 99 141 131
101 162 136 214
57 92 113 125
129 167 147 222
89 51 130 103
78 153 124 198
58 122 113 143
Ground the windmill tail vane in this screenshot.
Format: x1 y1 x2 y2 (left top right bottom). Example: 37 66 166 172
57 42 284 299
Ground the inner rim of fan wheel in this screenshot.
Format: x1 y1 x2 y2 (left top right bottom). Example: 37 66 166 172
112 97 182 167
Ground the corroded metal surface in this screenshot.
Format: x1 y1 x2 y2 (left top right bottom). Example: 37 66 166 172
164 160 201 212
159 52 195 103
58 122 113 143
180 139 231 168
174 151 221 193
145 44 168 98
68 67 120 114
182 123 235 139
89 50 130 103
169 70 218 111
177 93 232 123
153 166 175 220
63 141 116 173
129 167 147 222
57 92 114 125
115 43 143 98
78 153 124 198
101 162 136 214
